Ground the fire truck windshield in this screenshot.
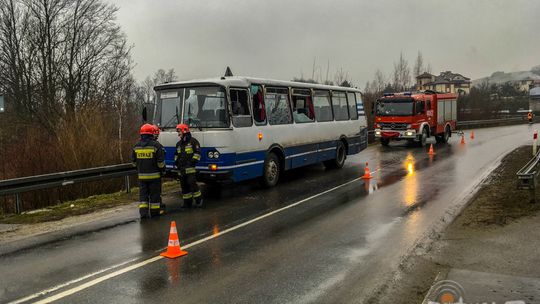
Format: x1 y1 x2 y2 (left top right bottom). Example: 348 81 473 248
376 98 414 116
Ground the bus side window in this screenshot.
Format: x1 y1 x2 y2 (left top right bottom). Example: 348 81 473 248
353 92 362 118
347 92 358 119
313 90 333 122
231 88 252 128
265 87 292 125
251 84 266 125
332 91 349 121
292 88 314 123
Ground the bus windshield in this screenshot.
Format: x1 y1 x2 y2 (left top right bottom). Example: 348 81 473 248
376 98 413 116
156 90 182 129
156 86 229 129
183 86 229 128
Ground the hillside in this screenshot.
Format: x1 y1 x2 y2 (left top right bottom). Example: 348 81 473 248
473 65 540 87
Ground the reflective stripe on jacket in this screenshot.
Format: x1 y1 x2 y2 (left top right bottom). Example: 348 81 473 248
132 138 165 180
174 137 201 175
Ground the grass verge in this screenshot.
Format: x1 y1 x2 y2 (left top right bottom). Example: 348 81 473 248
0 181 179 224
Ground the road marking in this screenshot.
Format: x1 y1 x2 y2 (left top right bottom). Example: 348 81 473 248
8 258 139 304
15 176 364 304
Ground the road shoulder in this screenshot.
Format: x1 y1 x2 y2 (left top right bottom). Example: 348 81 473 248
369 145 540 304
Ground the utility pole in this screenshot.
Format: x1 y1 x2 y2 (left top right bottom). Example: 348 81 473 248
0 95 6 212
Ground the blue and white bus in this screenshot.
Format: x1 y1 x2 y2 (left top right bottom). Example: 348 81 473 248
149 76 368 187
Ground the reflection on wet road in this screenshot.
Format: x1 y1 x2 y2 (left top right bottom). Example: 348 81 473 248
0 124 537 304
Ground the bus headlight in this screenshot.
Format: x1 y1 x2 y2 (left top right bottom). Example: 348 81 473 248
207 151 220 159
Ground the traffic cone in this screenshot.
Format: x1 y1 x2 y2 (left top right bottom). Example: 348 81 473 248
428 144 436 156
160 221 188 259
461 135 465 144
362 162 372 179
470 131 475 140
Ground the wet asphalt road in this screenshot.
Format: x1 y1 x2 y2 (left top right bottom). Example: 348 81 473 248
0 124 536 304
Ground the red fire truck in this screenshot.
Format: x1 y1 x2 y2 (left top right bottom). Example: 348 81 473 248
374 91 458 146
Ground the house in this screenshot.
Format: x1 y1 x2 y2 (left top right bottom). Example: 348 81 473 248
416 71 471 95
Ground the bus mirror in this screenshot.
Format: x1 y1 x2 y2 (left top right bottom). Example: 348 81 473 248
142 103 155 123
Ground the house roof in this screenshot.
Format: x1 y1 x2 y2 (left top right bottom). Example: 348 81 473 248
423 71 471 85
416 72 434 79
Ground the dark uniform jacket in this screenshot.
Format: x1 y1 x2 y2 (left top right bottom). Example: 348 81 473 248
174 136 201 175
132 137 166 180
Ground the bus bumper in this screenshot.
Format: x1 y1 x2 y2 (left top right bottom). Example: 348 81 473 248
197 170 234 183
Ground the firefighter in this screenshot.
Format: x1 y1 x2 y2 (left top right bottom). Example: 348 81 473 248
174 123 203 208
152 124 160 141
132 123 166 218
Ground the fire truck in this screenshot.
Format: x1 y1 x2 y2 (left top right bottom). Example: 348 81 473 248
374 91 458 146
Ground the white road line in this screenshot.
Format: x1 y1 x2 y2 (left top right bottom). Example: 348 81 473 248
7 258 139 304
14 176 364 304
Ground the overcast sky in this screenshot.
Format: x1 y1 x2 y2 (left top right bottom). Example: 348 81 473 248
111 0 540 87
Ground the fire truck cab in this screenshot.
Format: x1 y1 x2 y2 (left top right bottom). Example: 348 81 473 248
374 91 458 147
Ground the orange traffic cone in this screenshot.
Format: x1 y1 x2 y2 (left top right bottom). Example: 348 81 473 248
461 135 465 144
428 144 436 156
470 131 475 139
362 162 372 179
160 221 188 259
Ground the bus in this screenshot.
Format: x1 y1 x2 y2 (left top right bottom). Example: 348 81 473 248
147 76 368 187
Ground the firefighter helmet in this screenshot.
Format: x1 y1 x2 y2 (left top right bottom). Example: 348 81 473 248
152 124 160 136
176 123 190 135
140 123 155 135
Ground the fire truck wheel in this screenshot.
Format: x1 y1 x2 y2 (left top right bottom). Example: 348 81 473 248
418 127 428 147
444 126 451 143
380 138 390 146
436 126 450 143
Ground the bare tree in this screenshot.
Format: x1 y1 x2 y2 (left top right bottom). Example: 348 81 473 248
140 68 177 105
334 67 353 87
0 0 133 135
413 51 424 78
426 63 433 74
392 52 411 91
373 69 386 93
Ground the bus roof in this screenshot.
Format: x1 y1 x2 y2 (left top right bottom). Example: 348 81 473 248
153 76 362 93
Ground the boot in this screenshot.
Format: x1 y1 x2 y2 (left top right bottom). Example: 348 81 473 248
149 202 161 217
159 203 167 215
193 197 203 208
139 202 149 219
181 199 192 209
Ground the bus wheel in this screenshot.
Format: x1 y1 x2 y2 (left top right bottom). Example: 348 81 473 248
261 152 280 187
324 141 346 169
380 138 390 146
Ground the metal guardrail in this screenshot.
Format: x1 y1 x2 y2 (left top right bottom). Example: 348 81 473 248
0 164 136 213
517 150 540 203
457 117 525 128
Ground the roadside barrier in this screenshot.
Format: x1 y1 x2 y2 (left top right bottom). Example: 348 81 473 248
0 164 136 214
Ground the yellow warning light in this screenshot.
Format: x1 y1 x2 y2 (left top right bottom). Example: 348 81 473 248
258 132 263 141
209 164 218 171
407 162 414 175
